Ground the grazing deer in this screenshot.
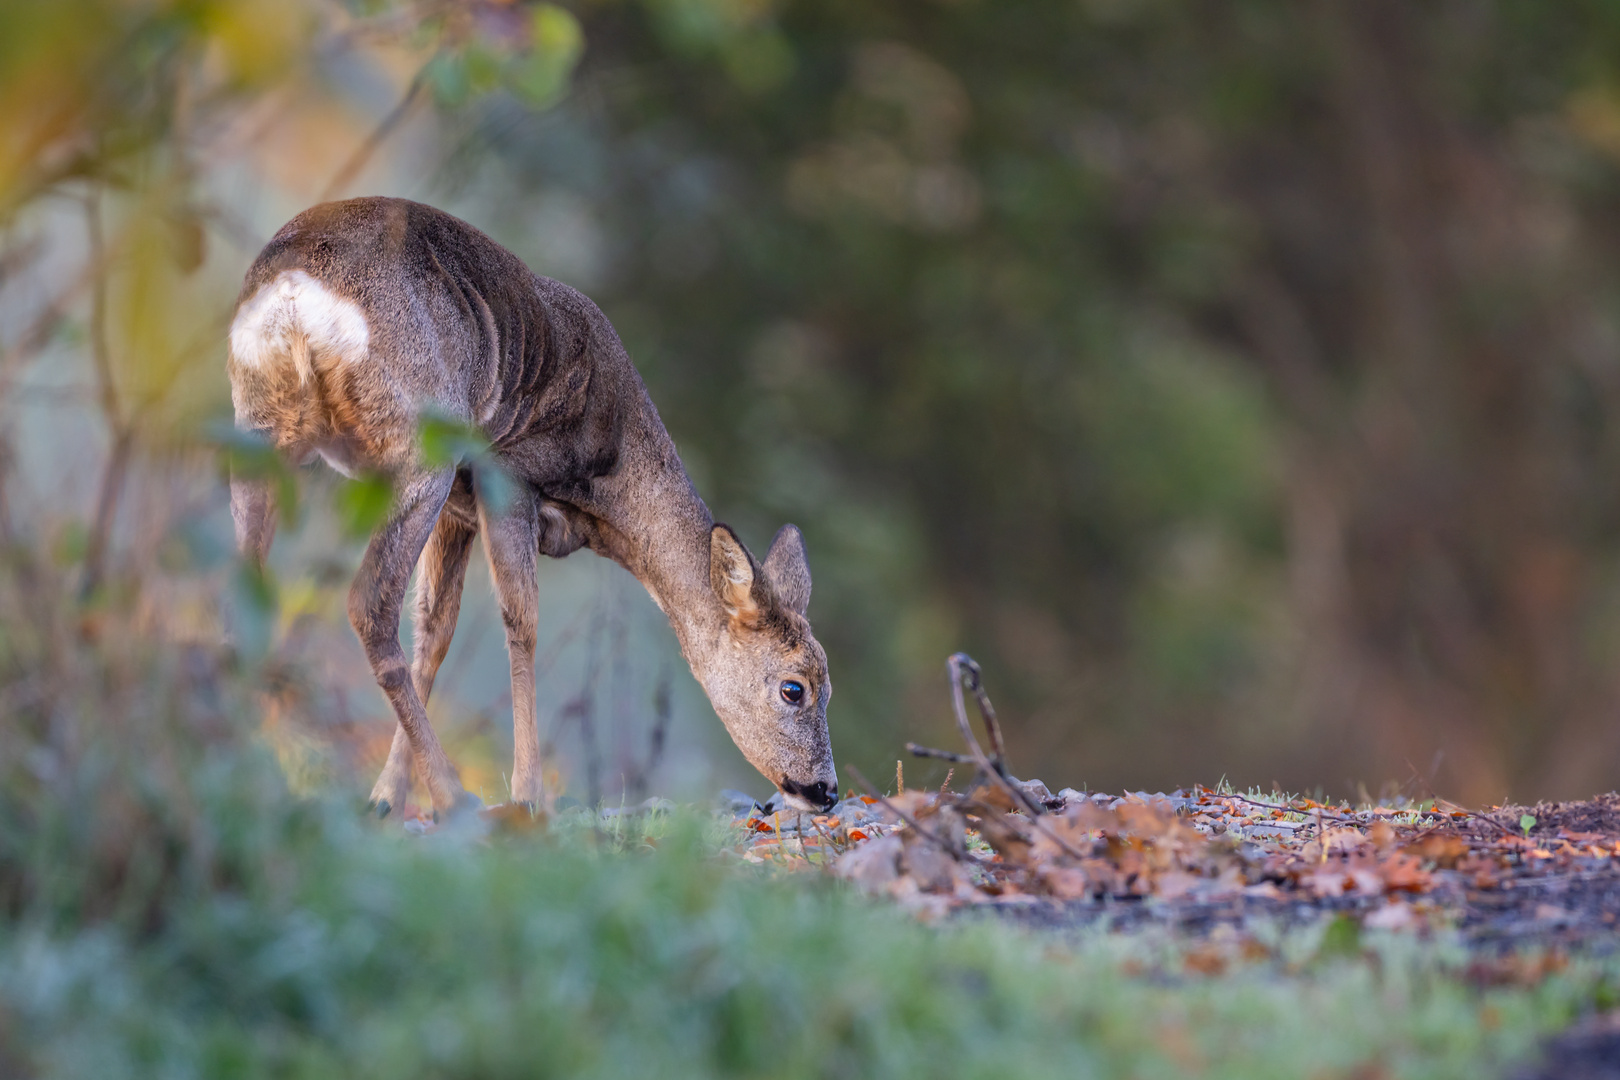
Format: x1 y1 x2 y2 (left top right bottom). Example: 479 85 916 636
227 197 837 817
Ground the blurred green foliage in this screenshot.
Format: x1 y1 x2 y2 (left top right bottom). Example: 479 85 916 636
11 0 1620 808
451 0 1620 800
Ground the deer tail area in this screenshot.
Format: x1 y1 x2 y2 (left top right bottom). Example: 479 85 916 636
227 269 372 451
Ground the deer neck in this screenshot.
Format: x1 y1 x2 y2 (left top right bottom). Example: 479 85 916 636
582 402 729 675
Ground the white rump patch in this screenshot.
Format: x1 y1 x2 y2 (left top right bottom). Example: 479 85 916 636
229 270 369 382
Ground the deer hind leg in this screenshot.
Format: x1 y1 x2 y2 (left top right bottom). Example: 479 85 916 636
368 470 478 819
229 468 276 569
477 480 543 808
349 467 474 817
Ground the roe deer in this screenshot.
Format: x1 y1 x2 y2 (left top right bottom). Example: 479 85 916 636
227 197 836 817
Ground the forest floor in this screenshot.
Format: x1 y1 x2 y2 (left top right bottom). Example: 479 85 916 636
372 658 1620 1077
709 785 1620 1079
736 785 1620 951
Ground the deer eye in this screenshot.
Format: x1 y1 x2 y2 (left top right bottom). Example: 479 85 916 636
780 680 805 705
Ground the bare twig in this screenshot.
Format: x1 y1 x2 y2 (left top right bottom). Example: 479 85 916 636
1400 760 1518 838
558 591 607 811
1212 789 1514 841
945 653 1088 861
0 426 13 544
320 68 428 201
947 654 1035 814
959 654 1007 764
645 665 670 779
625 666 671 803
809 814 842 864
1447 805 1518 838
843 763 965 862
1217 792 1362 825
905 741 973 764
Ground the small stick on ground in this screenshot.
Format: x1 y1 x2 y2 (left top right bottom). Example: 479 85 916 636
1400 762 1518 838
961 657 1007 764
845 763 965 863
809 814 842 863
946 653 1088 861
1218 792 1362 825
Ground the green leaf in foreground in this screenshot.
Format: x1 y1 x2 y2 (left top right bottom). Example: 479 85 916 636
417 412 490 468
336 473 395 538
508 4 584 106
416 411 517 514
228 559 278 658
1522 813 1538 837
211 421 301 529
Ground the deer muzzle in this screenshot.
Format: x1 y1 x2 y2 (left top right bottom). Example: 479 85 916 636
780 777 837 812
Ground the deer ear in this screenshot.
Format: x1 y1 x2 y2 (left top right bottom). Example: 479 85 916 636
762 524 812 616
709 524 758 620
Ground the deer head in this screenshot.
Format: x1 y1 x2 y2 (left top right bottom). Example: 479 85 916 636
699 523 837 812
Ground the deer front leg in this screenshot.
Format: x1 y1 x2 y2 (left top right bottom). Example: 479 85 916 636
368 470 479 818
478 481 542 808
350 467 472 817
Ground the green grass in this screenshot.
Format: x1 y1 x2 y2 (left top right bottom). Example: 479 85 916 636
1 764 1610 1079
0 550 1610 1079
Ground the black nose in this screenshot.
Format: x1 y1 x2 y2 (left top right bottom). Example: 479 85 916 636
781 778 837 811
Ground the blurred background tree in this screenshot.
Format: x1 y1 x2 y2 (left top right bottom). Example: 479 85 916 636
8 0 1620 806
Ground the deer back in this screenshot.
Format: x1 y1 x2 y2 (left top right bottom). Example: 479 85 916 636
228 197 627 486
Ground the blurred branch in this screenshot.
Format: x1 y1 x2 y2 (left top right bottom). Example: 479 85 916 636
320 68 429 202
0 257 99 398
79 187 134 601
0 150 104 233
0 427 13 544
82 191 120 434
0 234 44 288
623 666 671 803
905 742 973 764
193 199 265 255
559 585 609 809
327 1 457 52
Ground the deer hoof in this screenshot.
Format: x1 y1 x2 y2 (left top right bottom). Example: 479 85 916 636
368 798 392 820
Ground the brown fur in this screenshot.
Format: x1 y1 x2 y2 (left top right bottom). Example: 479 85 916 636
228 198 838 816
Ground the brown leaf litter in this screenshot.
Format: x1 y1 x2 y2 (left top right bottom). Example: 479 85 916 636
729 654 1620 950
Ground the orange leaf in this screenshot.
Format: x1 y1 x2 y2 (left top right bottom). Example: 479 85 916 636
1403 834 1468 868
